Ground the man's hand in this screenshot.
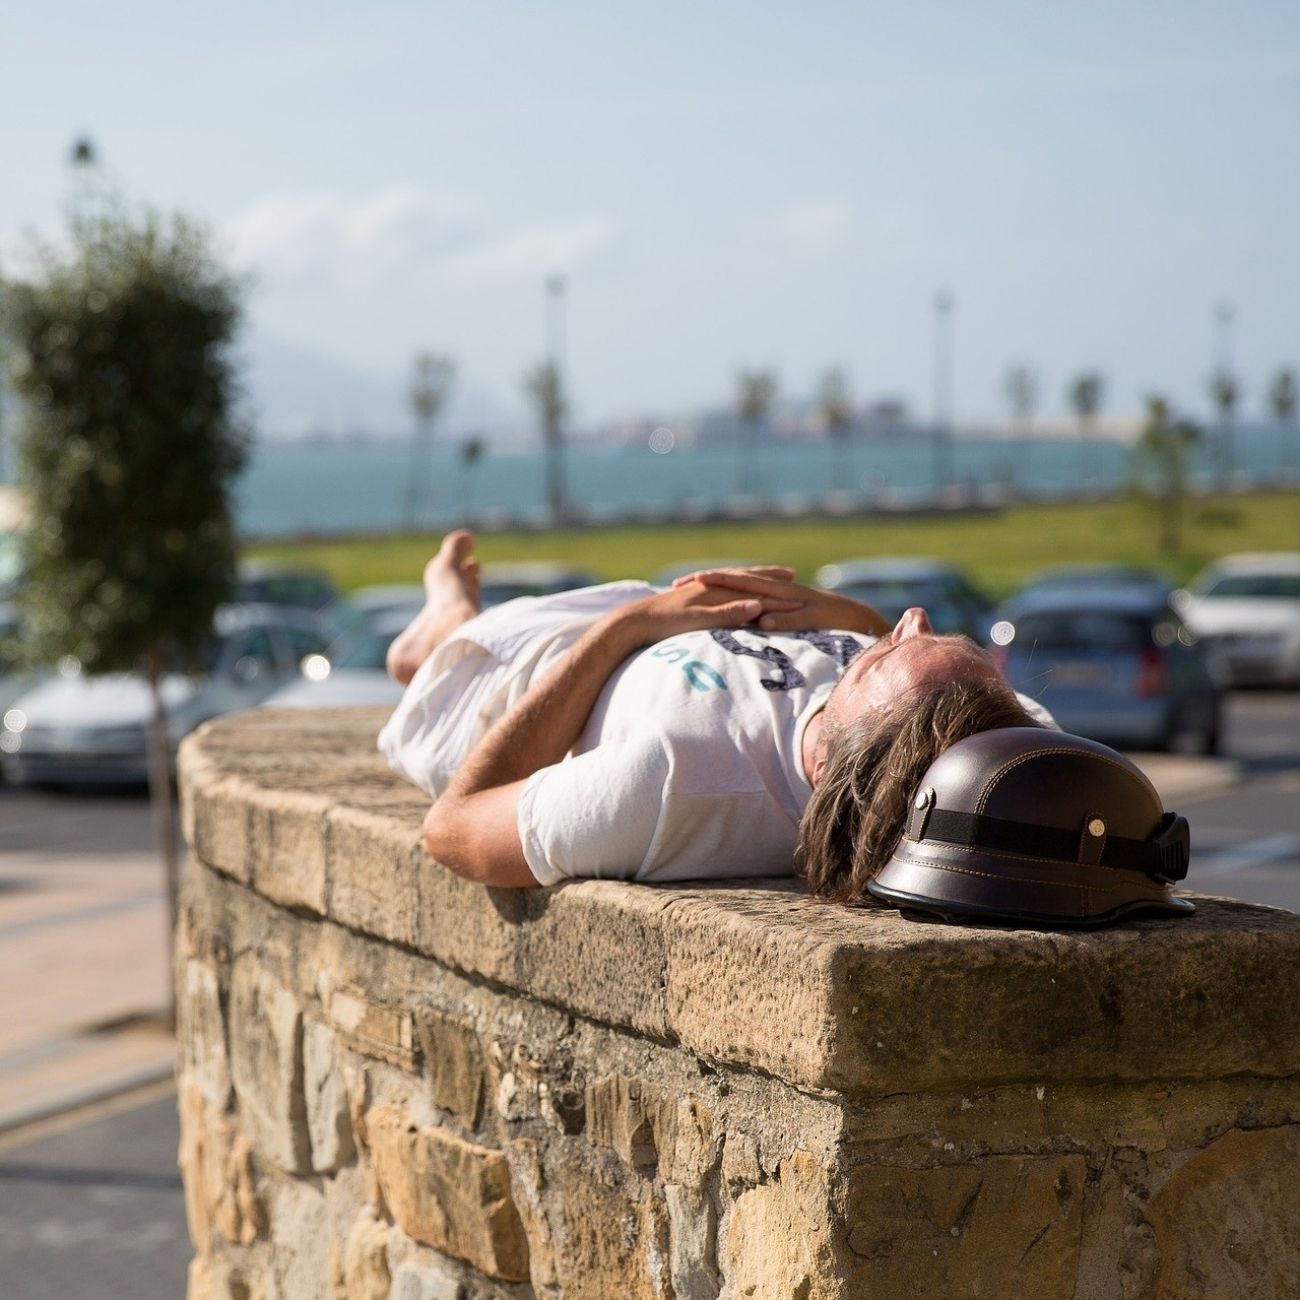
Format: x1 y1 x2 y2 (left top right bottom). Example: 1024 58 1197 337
613 578 803 648
672 568 893 636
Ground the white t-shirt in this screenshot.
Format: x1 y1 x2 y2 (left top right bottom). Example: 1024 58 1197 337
518 622 871 885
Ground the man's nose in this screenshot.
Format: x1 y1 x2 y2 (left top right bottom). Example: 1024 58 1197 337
894 607 934 640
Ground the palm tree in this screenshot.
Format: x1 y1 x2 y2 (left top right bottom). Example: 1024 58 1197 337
1067 371 1105 490
524 360 568 521
455 435 486 520
401 352 455 531
735 369 778 498
1003 364 1038 493
1208 368 1240 491
818 366 854 494
1267 367 1298 475
1134 395 1202 558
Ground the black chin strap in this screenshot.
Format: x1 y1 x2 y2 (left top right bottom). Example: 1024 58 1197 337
918 808 1190 882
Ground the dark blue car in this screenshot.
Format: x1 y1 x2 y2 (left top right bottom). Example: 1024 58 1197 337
990 586 1223 753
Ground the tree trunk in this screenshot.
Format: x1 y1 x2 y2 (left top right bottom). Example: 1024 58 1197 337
145 648 179 1029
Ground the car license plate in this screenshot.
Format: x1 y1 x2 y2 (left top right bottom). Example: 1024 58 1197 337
1047 662 1109 687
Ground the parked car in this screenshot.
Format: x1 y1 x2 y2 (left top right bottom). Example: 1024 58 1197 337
262 610 410 710
0 604 47 725
236 560 341 616
1172 553 1300 687
0 605 329 786
989 587 1223 753
813 557 994 641
478 562 599 608
327 583 426 641
648 559 759 587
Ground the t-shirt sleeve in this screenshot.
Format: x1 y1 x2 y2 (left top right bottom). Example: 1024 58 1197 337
516 738 671 886
1015 691 1061 730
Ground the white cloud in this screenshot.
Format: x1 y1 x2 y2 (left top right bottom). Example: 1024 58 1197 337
223 187 615 290
443 215 616 285
752 198 851 256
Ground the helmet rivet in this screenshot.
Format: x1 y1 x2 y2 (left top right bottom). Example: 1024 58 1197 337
1088 818 1106 837
915 790 929 810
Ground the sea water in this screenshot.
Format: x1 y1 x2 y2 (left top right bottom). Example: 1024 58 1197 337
236 423 1298 539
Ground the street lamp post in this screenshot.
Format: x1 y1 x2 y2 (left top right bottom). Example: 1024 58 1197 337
1213 300 1238 489
543 275 568 522
931 292 955 500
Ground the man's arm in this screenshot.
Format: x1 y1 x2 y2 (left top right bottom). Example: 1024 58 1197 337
422 582 792 887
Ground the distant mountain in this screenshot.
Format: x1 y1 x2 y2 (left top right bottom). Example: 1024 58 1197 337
237 333 515 441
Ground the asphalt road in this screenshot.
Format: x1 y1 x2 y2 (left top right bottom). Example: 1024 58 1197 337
1183 688 1300 912
0 1088 189 1300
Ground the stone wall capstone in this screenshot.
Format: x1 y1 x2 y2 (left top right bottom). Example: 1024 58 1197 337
176 708 1300 1300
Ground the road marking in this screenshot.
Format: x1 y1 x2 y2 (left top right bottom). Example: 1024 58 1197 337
1196 834 1300 874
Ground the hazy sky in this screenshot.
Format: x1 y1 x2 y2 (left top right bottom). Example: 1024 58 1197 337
4 1 1299 434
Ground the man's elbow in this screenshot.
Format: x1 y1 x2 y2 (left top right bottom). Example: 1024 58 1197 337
421 798 535 888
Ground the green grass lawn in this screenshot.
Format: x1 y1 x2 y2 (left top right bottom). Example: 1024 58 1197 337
249 489 1300 599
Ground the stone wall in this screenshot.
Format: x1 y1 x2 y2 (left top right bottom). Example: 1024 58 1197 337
177 709 1300 1300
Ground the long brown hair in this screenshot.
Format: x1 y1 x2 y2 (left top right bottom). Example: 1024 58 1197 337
799 679 1042 904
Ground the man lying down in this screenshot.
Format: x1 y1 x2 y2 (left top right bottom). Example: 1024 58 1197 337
378 531 1054 905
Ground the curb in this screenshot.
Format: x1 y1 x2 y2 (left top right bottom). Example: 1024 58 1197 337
0 1059 177 1142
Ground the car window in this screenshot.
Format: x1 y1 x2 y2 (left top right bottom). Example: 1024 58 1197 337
234 628 279 667
335 630 395 671
1201 574 1300 600
287 626 328 661
1012 611 1151 653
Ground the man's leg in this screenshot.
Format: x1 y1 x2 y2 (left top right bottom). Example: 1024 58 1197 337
386 530 483 685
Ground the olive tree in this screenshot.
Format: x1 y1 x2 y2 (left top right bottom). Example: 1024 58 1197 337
3 206 247 983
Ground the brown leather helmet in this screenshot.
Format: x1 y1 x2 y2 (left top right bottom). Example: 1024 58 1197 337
868 727 1194 927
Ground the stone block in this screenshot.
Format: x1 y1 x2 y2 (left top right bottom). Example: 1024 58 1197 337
250 791 329 914
367 1103 530 1282
586 1075 715 1183
229 959 310 1174
340 1207 391 1300
304 1019 355 1173
842 1153 1087 1299
1146 1125 1300 1299
723 1150 836 1300
268 1177 330 1300
179 960 232 1109
177 1079 266 1252
187 1256 256 1300
387 1255 463 1300
532 1147 672 1300
328 985 418 1071
416 1009 485 1127
190 777 253 882
327 805 421 948
666 1183 720 1300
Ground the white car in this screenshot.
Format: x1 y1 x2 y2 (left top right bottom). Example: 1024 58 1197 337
0 604 329 785
1173 553 1300 687
262 610 411 710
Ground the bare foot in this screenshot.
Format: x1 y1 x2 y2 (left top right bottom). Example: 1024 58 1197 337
387 530 484 684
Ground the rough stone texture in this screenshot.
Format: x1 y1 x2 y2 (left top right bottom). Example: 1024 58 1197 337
1146 1125 1300 1299
303 1019 355 1173
176 708 1300 1300
228 959 309 1175
340 1207 391 1300
180 960 232 1108
368 1103 530 1282
843 1154 1087 1299
417 1009 486 1127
